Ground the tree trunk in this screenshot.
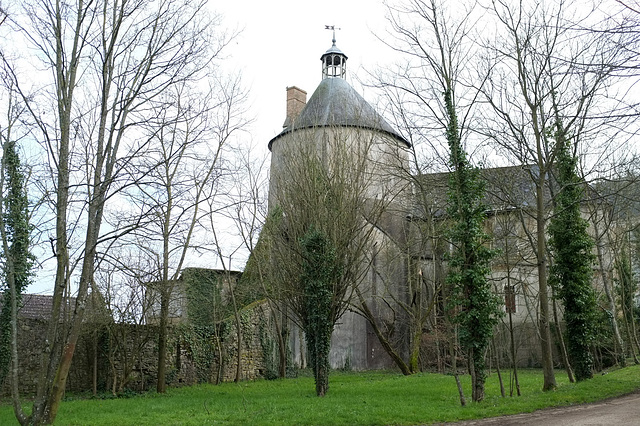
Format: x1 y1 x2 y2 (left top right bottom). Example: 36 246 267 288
503 252 521 397
0 148 28 425
408 322 422 374
469 348 479 402
450 330 466 407
316 364 328 397
594 226 625 366
536 181 557 391
298 328 306 369
256 260 287 379
93 330 98 396
276 312 287 379
157 292 169 393
622 309 639 363
493 338 506 398
43 212 101 423
308 322 331 397
7 253 27 425
628 308 640 364
228 283 242 383
214 333 223 385
551 294 574 383
631 321 640 363
507 305 521 397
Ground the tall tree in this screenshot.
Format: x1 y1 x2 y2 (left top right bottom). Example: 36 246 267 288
480 0 635 391
267 127 390 396
444 88 501 403
228 148 291 378
0 0 228 422
128 76 247 392
0 90 35 422
547 120 599 381
299 226 340 396
377 0 499 401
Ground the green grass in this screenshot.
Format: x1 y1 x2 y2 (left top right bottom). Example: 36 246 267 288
1 365 639 425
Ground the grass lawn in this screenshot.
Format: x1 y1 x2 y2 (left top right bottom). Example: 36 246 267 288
1 365 639 425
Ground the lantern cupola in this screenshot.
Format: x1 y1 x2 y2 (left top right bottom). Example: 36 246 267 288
321 31 347 79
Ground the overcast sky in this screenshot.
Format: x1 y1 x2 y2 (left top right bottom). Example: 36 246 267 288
215 0 397 151
24 1 399 294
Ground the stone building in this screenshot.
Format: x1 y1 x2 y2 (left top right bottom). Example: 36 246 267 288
414 165 620 368
266 36 620 372
144 268 242 325
267 36 413 370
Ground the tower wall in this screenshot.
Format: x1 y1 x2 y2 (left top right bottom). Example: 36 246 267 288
268 125 412 370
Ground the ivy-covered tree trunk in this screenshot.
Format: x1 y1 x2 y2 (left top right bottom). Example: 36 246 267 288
444 89 501 403
0 139 34 378
300 228 339 397
548 121 598 381
0 137 35 425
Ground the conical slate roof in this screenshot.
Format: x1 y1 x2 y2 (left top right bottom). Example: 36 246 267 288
268 78 409 150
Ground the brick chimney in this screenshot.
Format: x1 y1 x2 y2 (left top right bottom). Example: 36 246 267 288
283 86 307 128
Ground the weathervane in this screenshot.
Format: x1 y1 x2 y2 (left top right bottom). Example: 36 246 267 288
325 25 341 45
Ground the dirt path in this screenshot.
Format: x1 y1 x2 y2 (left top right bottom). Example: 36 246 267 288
445 391 640 425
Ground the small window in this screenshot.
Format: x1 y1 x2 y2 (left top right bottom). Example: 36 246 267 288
504 285 516 314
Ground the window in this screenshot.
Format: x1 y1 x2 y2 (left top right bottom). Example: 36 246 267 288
504 285 516 314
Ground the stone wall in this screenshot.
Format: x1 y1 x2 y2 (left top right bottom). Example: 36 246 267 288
2 301 275 395
1 318 103 395
212 301 274 382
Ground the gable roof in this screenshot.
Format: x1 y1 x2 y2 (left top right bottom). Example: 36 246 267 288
8 293 110 322
18 294 58 320
412 165 562 219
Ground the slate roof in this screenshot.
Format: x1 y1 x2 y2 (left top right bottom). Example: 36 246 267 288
412 164 610 222
268 77 409 149
7 293 109 322
412 165 552 219
17 294 72 320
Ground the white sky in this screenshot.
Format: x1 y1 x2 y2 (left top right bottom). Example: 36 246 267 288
23 0 638 293
26 0 398 294
215 0 396 151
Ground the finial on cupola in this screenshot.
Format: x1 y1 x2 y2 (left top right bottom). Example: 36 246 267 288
321 25 347 79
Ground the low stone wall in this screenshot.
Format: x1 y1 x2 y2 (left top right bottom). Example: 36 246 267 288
2 318 102 395
2 300 276 395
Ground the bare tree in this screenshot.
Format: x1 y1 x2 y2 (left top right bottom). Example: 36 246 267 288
94 255 156 395
125 75 247 392
587 186 628 366
592 165 640 360
479 0 635 391
0 0 230 422
374 0 502 402
221 145 293 378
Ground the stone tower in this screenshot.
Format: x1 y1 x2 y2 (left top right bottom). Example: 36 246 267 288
267 36 412 370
